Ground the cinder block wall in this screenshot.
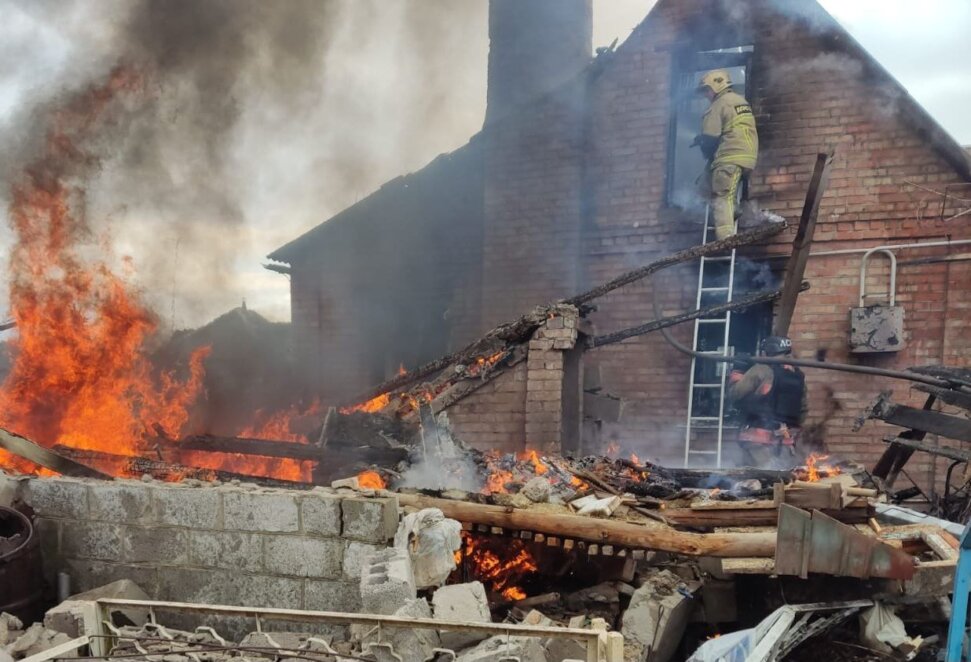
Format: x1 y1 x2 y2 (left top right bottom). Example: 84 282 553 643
2 473 399 612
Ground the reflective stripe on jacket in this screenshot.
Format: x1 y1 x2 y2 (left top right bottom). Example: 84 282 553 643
702 89 758 170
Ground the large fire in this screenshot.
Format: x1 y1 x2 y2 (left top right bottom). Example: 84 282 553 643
455 532 537 601
0 67 317 483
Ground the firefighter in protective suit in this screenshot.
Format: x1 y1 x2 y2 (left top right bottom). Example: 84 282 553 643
728 336 807 468
693 69 759 241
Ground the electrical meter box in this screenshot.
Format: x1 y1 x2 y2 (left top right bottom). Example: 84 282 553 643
850 249 905 354
849 304 905 353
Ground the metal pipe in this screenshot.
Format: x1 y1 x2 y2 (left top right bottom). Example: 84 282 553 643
649 281 968 391
809 238 971 258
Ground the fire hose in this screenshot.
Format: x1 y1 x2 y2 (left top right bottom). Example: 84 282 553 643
649 279 971 393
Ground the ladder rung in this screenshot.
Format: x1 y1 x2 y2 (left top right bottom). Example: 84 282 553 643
700 287 730 292
690 416 722 421
693 384 723 388
697 318 727 324
697 350 729 355
702 255 733 262
688 450 718 455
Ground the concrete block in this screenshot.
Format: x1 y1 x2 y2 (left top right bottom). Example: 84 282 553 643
88 481 152 523
230 573 304 609
264 535 342 578
359 548 416 615
431 581 491 649
157 567 231 604
621 571 696 662
27 478 88 519
45 580 150 637
0 473 26 508
521 477 551 503
189 530 263 573
60 521 122 561
224 490 299 533
122 526 188 565
342 541 384 580
342 496 398 543
457 635 547 662
305 580 362 613
154 485 220 529
300 492 342 536
372 599 439 662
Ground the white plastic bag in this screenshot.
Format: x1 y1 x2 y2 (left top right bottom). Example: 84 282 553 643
394 508 462 588
686 628 753 662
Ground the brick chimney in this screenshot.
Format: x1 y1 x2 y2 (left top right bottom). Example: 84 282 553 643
486 0 593 124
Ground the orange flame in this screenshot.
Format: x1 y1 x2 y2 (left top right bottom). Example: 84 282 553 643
519 449 549 475
606 442 621 458
357 470 387 490
340 392 392 415
0 67 214 476
456 532 536 601
802 453 842 482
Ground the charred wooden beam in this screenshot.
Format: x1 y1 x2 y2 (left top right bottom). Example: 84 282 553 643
774 153 832 336
588 284 802 348
567 221 788 306
396 492 777 557
0 428 112 480
868 392 971 442
871 394 936 486
53 446 311 489
172 435 326 461
881 437 971 464
913 384 971 413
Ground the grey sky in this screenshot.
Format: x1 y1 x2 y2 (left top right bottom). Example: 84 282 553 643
0 0 967 326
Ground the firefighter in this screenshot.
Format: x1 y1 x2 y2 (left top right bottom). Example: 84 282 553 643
693 69 759 241
728 336 807 468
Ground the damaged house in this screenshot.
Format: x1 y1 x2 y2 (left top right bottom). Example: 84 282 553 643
269 0 971 492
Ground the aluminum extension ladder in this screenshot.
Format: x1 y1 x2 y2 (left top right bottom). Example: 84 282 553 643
682 207 737 468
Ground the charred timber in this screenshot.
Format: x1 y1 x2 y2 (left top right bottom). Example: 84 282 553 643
173 435 327 461
567 221 788 306
868 392 971 442
589 284 804 348
347 222 787 406
0 428 112 480
773 153 831 336
53 446 311 489
395 493 777 557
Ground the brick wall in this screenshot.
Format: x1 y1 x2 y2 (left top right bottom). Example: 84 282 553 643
2 473 399 613
477 0 971 488
444 309 581 453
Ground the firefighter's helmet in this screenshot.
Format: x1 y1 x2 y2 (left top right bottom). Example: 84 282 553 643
697 69 732 95
761 336 793 357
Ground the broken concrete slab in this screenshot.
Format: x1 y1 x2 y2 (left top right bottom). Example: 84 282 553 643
621 570 697 662
6 623 72 660
368 599 440 662
359 548 416 615
431 581 491 649
45 580 150 637
521 477 551 503
456 634 547 662
0 614 23 647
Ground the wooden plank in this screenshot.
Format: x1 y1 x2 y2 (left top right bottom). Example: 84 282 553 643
395 493 778 558
870 394 971 442
0 428 112 480
590 285 798 349
721 558 776 575
882 437 971 463
174 435 325 460
774 152 832 336
872 394 936 486
914 384 971 413
664 505 870 528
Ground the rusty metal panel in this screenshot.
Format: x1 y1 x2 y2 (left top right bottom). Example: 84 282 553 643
849 304 905 353
775 505 916 580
